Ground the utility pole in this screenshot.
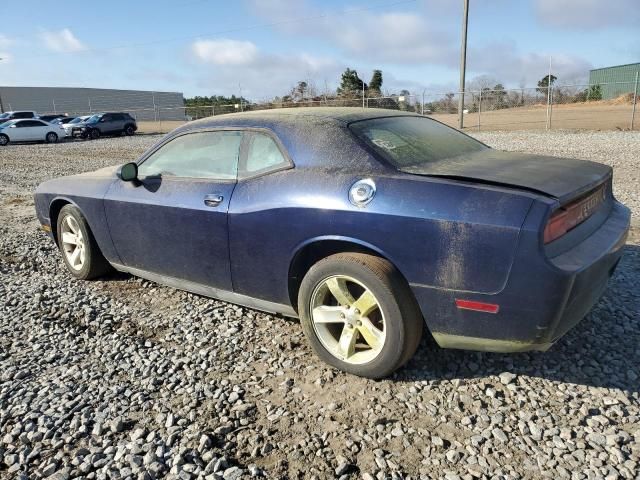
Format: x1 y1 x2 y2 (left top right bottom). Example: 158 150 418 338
457 0 469 129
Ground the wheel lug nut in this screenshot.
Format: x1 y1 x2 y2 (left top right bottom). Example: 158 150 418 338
354 309 360 315
340 313 345 319
356 320 362 326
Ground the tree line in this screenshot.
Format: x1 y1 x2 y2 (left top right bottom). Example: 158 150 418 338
183 69 606 117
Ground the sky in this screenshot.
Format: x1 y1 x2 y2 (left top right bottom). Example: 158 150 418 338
0 0 638 100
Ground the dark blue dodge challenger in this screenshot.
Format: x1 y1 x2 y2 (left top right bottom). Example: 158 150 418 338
35 108 630 378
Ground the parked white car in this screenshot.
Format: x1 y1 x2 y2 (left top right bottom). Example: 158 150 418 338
62 115 91 137
0 119 66 146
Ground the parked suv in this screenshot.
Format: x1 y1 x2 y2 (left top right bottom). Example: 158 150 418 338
0 111 37 121
72 112 137 139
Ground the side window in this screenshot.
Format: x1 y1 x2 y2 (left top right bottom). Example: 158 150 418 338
138 131 242 180
102 114 113 122
241 133 289 178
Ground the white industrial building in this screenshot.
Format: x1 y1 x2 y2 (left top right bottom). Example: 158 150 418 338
0 86 185 120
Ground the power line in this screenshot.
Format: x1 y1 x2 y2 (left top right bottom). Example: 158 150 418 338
7 0 417 64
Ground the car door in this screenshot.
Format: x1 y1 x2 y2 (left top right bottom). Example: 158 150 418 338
103 129 243 291
111 114 125 132
98 114 114 133
9 121 34 141
29 120 50 140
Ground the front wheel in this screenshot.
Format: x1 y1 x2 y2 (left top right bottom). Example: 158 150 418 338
89 128 100 140
56 205 111 280
46 132 58 143
0 134 8 146
298 253 423 379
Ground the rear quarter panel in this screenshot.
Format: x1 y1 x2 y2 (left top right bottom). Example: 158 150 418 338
228 169 534 306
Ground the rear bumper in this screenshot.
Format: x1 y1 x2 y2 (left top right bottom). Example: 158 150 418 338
413 201 630 353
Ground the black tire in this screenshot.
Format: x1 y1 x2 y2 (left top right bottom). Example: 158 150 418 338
90 128 101 140
124 124 136 136
298 253 423 379
46 132 58 143
0 134 8 146
56 204 111 280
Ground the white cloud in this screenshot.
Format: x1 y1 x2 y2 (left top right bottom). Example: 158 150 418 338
191 39 258 65
247 0 455 65
40 28 86 53
468 41 592 85
189 38 342 99
534 0 640 29
0 34 13 49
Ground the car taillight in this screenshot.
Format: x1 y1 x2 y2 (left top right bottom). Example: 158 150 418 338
543 209 569 243
543 185 606 244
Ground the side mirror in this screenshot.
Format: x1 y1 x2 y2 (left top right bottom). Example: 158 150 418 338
10 124 16 128
100 118 106 123
118 162 138 182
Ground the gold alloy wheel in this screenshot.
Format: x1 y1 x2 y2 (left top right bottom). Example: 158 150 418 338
310 275 386 364
60 215 86 271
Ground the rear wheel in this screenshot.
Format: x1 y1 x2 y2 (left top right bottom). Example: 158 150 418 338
298 253 423 379
124 124 135 136
0 134 8 146
46 132 58 143
56 204 110 280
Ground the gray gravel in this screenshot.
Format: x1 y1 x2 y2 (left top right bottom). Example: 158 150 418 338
1 133 639 479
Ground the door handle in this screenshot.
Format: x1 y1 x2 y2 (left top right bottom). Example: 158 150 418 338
204 194 224 207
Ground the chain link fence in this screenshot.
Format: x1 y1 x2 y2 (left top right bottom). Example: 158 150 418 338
6 80 638 134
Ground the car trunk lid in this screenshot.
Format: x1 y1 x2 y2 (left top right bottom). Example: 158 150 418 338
401 149 612 204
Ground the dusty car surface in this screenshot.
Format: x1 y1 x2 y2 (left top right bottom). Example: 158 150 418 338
34 108 630 378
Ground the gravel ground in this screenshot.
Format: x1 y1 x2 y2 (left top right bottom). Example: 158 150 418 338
0 132 639 480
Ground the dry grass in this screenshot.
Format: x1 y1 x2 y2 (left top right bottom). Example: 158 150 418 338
137 101 638 135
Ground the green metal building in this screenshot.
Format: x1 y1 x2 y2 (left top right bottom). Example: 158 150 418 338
589 62 640 99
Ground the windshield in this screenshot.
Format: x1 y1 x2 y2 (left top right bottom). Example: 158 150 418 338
0 113 9 120
70 117 86 124
349 116 487 168
86 114 101 123
0 120 16 128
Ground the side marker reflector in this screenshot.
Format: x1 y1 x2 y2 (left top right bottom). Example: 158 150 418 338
455 299 500 314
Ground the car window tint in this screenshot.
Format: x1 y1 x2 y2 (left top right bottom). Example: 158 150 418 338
242 133 288 177
349 116 487 168
138 131 242 180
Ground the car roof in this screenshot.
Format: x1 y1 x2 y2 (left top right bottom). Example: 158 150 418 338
184 107 421 130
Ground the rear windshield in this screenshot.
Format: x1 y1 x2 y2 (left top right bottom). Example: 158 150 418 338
349 116 487 168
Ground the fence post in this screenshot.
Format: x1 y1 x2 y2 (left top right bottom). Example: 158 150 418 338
152 92 158 122
212 105 215 116
477 89 482 132
631 71 638 131
421 90 425 115
52 100 57 115
88 98 92 113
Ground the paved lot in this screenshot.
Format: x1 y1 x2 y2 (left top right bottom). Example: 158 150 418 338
0 132 639 479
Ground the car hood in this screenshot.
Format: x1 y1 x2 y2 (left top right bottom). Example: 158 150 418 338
72 165 120 178
402 149 612 204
